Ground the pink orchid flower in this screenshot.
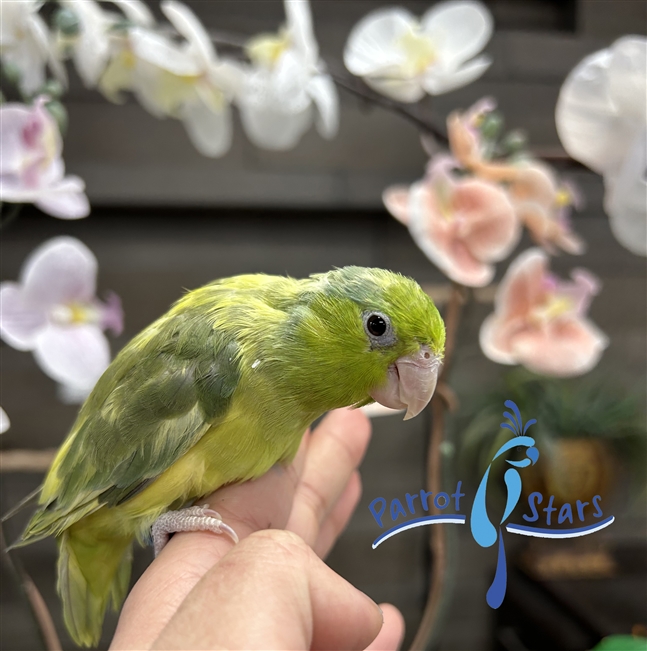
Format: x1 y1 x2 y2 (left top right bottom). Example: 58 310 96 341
480 248 608 376
384 158 519 287
0 237 123 402
0 98 89 219
448 99 585 255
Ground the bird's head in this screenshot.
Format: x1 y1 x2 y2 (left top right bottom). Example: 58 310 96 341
280 267 446 419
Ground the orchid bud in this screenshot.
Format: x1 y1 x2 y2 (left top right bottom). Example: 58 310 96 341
54 7 80 36
501 129 527 154
480 112 503 140
41 79 64 100
45 100 68 135
2 61 22 87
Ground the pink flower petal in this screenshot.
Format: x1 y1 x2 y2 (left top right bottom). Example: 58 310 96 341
479 313 522 365
33 324 110 390
21 237 98 307
98 292 124 336
0 282 47 351
443 237 494 286
383 185 411 225
409 181 493 286
507 163 557 209
493 248 548 322
447 111 481 168
453 179 519 262
512 317 609 377
0 100 61 176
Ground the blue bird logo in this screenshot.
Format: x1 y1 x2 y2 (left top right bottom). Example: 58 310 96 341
469 400 539 608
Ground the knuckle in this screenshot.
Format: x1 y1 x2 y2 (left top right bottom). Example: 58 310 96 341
247 529 309 561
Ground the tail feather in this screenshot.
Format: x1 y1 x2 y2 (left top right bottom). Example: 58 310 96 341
58 530 133 647
110 544 133 612
1 485 42 523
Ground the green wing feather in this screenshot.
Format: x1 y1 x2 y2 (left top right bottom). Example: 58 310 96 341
19 302 241 544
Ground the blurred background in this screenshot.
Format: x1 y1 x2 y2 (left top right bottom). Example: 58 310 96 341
1 1 645 650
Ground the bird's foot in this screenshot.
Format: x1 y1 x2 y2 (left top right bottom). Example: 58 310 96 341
151 505 239 557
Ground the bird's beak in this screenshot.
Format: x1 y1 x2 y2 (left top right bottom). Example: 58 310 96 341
369 345 441 421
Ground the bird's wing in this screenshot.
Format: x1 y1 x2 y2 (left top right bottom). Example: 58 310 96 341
20 308 241 543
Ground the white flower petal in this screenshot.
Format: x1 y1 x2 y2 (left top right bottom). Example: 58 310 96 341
241 101 313 150
161 0 216 69
130 27 200 76
307 73 339 139
21 236 97 306
422 0 493 69
180 97 232 158
207 59 245 99
29 11 68 88
271 50 312 112
66 0 111 87
285 0 318 66
364 74 427 103
35 175 91 220
57 382 93 404
5 38 46 95
109 0 155 26
556 46 633 176
423 55 491 95
0 407 9 434
607 36 647 124
605 130 647 256
33 324 110 390
344 7 416 77
0 282 47 350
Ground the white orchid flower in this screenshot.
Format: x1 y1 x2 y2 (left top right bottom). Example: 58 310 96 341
0 237 123 402
0 407 9 434
238 0 339 150
556 36 647 256
0 98 89 219
344 1 492 102
122 0 241 157
0 0 67 94
60 0 154 88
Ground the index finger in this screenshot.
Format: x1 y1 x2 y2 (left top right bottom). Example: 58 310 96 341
287 408 371 550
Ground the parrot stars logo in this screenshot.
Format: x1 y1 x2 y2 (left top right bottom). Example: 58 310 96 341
368 400 615 609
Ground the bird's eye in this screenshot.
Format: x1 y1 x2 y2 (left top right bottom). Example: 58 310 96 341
367 314 387 336
363 311 395 346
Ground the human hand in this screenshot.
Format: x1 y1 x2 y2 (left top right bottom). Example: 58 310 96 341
111 408 405 650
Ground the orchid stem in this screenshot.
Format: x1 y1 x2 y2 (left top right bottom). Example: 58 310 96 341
1 527 62 651
327 70 449 143
411 282 464 651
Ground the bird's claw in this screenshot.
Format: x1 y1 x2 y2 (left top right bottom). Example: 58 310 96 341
151 504 239 557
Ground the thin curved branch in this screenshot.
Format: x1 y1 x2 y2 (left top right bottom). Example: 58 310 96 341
1 529 62 651
327 70 449 143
